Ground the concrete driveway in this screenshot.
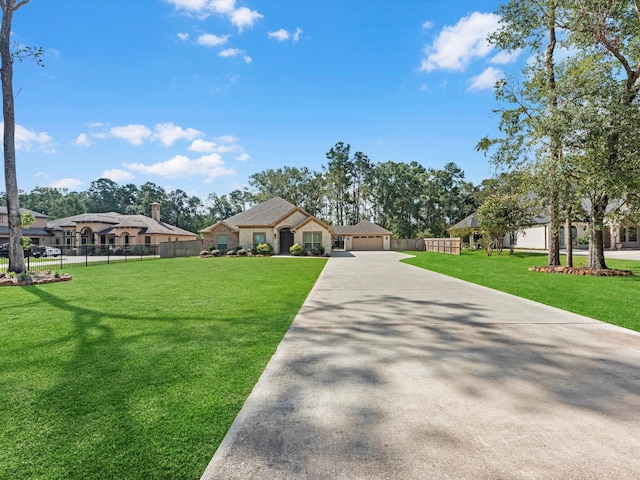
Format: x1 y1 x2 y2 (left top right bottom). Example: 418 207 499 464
201 251 640 480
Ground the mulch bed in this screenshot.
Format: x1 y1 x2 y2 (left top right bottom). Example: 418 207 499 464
0 270 73 287
528 266 633 277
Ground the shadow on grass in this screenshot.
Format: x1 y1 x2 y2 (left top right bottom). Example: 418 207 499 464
14 286 264 479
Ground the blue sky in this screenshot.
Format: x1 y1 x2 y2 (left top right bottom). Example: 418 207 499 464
8 0 523 200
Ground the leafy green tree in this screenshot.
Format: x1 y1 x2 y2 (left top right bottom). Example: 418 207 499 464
481 0 566 266
324 142 352 225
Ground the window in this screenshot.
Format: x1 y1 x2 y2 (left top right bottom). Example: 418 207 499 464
620 228 626 242
303 232 322 251
253 232 266 248
0 215 3 223
145 236 151 245
122 233 130 245
217 234 228 250
629 227 637 242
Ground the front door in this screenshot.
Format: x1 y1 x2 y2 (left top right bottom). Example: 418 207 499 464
279 228 294 254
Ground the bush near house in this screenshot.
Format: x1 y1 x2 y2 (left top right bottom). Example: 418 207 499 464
256 243 273 255
290 243 305 256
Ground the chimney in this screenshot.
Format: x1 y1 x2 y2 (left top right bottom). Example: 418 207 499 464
150 202 161 221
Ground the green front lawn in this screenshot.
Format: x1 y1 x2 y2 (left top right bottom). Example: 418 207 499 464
0 256 326 480
402 250 640 332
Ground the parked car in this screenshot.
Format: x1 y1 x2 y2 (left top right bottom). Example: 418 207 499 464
32 246 62 258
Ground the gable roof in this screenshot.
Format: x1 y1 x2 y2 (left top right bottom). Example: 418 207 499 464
200 197 304 232
47 212 197 237
450 213 480 230
332 220 391 236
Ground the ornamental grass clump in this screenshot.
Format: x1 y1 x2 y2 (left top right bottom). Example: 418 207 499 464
256 243 273 256
290 243 305 256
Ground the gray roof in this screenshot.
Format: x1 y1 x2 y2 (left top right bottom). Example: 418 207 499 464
47 212 197 237
332 220 392 236
203 197 300 232
450 213 480 230
0 226 53 236
0 206 48 218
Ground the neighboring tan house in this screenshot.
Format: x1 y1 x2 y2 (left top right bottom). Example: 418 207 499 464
45 203 198 250
0 206 52 245
200 197 392 254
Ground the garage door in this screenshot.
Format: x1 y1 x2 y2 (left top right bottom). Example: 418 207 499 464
351 235 383 251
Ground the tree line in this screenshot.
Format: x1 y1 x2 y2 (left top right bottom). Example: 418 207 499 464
5 146 486 238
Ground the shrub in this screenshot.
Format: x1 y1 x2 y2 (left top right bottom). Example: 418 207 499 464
199 250 211 257
318 245 325 255
237 249 248 256
256 243 273 255
227 249 236 256
210 249 221 257
290 243 305 256
311 249 321 256
131 245 149 256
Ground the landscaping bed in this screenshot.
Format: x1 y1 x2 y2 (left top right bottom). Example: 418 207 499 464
0 270 72 286
528 265 633 276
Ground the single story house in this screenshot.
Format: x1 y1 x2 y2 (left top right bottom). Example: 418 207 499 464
200 197 392 254
45 203 198 249
450 212 637 250
1 202 197 250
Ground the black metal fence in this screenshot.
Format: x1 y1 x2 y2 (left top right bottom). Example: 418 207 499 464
0 244 160 273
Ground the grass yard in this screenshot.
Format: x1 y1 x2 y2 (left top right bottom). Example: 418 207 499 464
402 250 640 332
0 256 326 480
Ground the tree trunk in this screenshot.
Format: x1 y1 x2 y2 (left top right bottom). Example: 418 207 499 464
565 215 573 268
587 197 608 270
547 201 561 266
545 6 561 267
1 0 26 273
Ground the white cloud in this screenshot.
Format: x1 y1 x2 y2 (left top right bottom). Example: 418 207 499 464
230 6 263 31
268 27 303 42
422 20 434 29
177 32 190 41
188 138 240 153
197 33 229 46
468 66 504 92
124 153 236 182
215 134 238 143
35 172 48 178
3 124 56 153
268 29 290 41
491 48 523 65
235 153 250 161
101 169 135 182
74 133 91 147
219 48 250 62
420 12 501 72
48 177 83 190
153 122 202 146
110 124 152 145
188 139 217 153
211 0 235 13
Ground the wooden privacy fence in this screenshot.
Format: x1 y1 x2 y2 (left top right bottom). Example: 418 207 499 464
159 239 203 258
391 238 426 251
424 238 461 255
